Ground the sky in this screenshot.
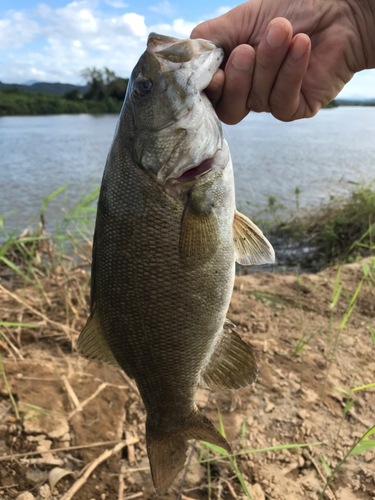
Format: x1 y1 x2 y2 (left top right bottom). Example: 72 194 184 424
0 0 374 99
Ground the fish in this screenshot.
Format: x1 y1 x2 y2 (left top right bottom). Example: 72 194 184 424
78 32 275 493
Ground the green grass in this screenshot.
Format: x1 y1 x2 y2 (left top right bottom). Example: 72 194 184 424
318 424 375 500
246 290 312 312
277 183 375 268
197 409 323 499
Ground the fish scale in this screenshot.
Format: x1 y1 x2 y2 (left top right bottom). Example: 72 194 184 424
78 33 275 493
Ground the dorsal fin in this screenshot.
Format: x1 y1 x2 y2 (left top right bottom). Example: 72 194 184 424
200 321 258 391
233 210 275 265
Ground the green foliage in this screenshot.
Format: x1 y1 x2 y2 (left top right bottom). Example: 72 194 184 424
64 89 82 101
0 67 128 116
81 67 128 102
0 88 122 116
277 183 375 268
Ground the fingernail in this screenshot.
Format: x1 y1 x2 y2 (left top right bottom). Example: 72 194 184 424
266 21 288 48
290 38 308 60
232 51 252 71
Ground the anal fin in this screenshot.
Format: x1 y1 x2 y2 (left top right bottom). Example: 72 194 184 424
201 320 258 391
77 310 120 368
233 210 275 265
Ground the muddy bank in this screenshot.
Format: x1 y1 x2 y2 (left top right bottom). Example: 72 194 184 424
0 256 374 500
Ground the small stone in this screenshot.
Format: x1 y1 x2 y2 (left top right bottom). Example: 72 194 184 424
38 484 51 500
265 402 275 413
16 493 36 500
26 468 48 485
37 439 52 452
247 483 265 500
26 434 47 442
23 413 69 440
298 409 307 420
59 432 70 442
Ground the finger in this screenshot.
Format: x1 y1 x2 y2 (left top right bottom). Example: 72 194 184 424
204 68 225 109
190 8 249 55
270 34 312 121
215 45 255 124
247 18 293 113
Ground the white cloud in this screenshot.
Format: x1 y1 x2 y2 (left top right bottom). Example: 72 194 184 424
149 1 175 17
0 11 39 49
104 0 129 7
122 13 147 37
150 18 196 38
0 2 203 83
1 1 372 100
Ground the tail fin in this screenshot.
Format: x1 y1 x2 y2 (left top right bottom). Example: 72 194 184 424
146 408 231 494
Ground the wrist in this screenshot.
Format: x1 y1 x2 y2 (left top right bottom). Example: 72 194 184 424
345 0 375 70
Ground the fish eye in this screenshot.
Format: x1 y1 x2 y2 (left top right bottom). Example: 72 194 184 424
133 78 153 97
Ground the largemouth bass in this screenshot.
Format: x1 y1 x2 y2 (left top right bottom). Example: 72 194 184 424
78 33 275 493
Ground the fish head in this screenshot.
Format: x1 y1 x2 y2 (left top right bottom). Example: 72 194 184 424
124 33 227 195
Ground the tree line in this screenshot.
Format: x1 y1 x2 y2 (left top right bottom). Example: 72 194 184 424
0 68 129 116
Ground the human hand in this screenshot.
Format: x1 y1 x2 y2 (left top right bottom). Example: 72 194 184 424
191 0 375 124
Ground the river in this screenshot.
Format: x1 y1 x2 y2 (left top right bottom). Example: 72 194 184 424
0 107 374 235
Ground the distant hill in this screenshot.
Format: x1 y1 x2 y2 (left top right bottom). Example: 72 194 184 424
335 98 375 106
0 81 89 95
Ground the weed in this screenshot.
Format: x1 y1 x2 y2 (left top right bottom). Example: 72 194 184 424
277 183 375 268
295 186 301 211
320 455 331 478
293 328 320 356
246 290 311 312
318 424 375 499
321 266 363 399
0 351 19 420
197 409 322 499
369 324 375 344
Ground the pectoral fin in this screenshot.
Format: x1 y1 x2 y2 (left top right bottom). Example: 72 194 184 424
201 320 258 391
77 310 120 368
179 193 219 265
233 210 275 265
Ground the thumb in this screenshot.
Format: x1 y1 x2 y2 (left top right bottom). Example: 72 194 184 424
190 10 245 55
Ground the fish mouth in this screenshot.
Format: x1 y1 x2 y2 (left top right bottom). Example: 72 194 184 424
174 158 214 183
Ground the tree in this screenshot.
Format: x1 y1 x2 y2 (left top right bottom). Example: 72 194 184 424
81 67 128 101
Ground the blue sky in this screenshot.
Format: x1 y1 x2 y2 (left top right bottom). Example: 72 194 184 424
1 0 374 99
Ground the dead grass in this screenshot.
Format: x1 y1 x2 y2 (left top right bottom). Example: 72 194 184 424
0 190 374 500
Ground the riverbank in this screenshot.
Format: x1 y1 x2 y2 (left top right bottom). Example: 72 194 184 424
0 233 374 499
0 183 374 498
1 88 375 117
0 89 122 116
263 183 375 273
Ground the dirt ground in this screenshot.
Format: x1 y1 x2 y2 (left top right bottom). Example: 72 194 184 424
0 259 374 500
